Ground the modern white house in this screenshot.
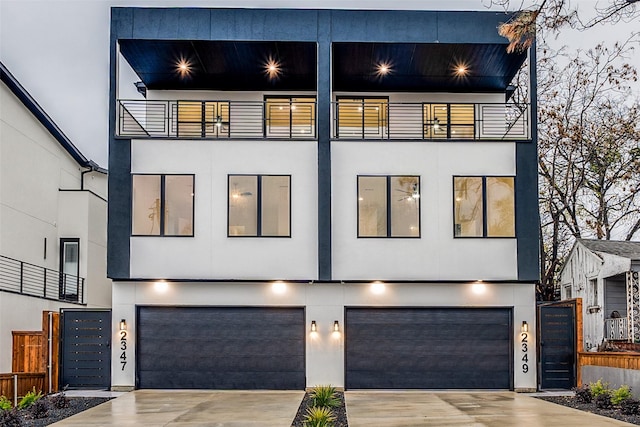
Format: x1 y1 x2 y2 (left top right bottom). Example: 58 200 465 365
109 8 539 391
0 62 111 373
560 239 640 351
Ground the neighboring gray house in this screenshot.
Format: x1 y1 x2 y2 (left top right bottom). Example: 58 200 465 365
560 239 640 350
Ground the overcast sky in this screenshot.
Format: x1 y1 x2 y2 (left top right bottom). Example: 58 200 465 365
0 0 638 167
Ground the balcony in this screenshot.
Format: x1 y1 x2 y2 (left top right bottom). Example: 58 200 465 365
117 99 317 140
0 255 85 304
117 99 530 141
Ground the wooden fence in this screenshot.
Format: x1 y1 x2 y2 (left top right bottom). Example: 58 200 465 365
0 372 46 405
579 352 640 371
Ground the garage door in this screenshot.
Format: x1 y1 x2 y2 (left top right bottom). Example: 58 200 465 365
345 307 512 389
137 306 305 389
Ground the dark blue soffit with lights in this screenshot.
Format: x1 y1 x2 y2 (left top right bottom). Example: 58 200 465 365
0 62 106 173
114 8 527 93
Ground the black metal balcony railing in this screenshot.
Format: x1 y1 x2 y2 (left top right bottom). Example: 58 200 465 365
118 100 317 139
117 99 530 141
0 255 85 304
333 101 530 140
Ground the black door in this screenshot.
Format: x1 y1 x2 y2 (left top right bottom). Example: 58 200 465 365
61 309 111 389
539 305 576 389
345 307 513 389
136 306 305 389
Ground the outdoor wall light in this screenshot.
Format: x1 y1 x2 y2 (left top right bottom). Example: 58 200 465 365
333 321 340 333
119 319 127 331
471 281 486 294
521 321 529 333
154 281 168 293
272 281 287 294
371 281 385 295
310 320 317 333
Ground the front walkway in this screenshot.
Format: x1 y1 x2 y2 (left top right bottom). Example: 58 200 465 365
345 391 635 426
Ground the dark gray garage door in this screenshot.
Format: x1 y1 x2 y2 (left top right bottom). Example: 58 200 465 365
346 307 512 389
137 306 305 389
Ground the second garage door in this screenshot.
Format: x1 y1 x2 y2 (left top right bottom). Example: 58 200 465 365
345 307 512 389
137 306 305 389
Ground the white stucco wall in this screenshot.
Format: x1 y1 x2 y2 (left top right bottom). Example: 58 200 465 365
130 139 318 280
111 280 536 391
0 80 111 370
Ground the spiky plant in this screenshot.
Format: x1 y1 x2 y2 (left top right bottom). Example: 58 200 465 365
303 406 336 427
310 385 340 408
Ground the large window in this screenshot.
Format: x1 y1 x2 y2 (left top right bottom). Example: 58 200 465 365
337 97 389 138
176 101 230 138
453 176 515 237
132 174 194 236
228 175 291 237
264 96 316 138
424 103 475 139
358 176 420 238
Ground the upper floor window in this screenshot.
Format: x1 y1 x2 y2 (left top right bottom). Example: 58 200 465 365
453 176 515 238
358 175 420 238
176 101 230 138
337 97 388 138
424 103 475 139
132 174 194 236
264 96 316 138
228 175 291 237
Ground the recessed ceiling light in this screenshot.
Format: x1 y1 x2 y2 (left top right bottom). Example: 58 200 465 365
375 62 392 77
265 57 282 80
176 58 192 77
454 63 469 76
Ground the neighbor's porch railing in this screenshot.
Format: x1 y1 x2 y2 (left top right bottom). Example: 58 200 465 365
605 317 628 340
0 255 85 303
117 99 531 141
332 101 531 140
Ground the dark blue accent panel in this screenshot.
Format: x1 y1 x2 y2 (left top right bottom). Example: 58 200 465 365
209 9 319 41
108 15 131 279
516 44 540 282
329 10 512 43
317 11 332 280
111 8 134 39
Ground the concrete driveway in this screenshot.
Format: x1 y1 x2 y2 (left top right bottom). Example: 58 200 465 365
51 389 636 426
345 391 635 426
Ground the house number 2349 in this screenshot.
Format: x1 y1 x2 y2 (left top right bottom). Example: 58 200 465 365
521 332 529 373
120 330 127 371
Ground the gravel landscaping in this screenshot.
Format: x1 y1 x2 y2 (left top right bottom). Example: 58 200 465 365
291 390 348 427
1 396 112 426
537 395 640 425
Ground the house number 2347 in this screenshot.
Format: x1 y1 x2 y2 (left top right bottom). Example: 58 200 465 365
521 332 529 373
120 330 127 371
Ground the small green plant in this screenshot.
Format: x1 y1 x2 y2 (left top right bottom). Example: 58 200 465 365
589 379 610 398
611 385 633 405
303 406 336 427
17 387 43 409
310 385 340 408
0 395 13 411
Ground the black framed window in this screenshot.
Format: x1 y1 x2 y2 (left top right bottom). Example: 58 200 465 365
228 175 291 237
132 174 195 236
423 103 475 139
337 97 389 139
453 176 515 238
358 175 420 238
264 96 316 138
59 238 80 301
